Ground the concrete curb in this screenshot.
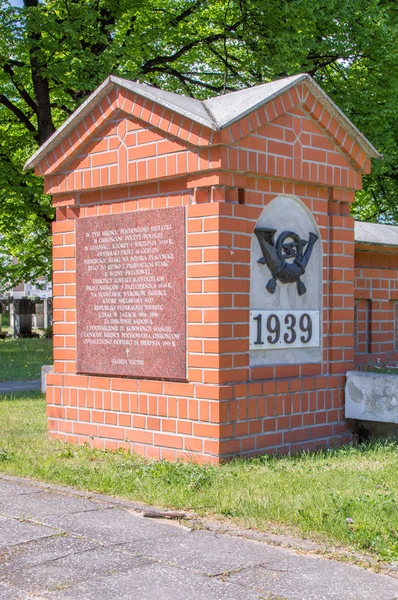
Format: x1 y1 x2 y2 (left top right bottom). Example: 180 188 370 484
0 380 41 394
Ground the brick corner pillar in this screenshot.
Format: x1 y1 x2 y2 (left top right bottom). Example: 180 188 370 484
24 73 380 463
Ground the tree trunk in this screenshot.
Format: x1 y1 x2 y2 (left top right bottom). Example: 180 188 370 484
24 0 55 144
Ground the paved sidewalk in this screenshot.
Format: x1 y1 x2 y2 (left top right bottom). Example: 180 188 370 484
0 380 41 394
0 476 397 599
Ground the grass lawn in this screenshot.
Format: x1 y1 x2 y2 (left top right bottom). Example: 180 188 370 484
0 338 53 380
1 394 398 563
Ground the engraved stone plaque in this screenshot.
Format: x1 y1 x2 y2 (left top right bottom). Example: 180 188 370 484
76 206 186 380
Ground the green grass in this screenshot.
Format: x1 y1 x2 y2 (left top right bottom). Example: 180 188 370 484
2 394 398 562
0 338 53 380
365 364 398 375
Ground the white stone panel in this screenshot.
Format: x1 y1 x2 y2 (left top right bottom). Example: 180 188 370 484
345 371 398 423
250 195 322 366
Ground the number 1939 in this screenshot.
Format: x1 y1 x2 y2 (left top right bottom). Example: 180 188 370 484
250 310 320 350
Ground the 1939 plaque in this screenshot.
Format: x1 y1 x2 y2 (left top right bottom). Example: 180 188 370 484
76 206 186 380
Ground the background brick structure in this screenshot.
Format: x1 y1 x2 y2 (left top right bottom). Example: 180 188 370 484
26 74 382 463
354 240 398 369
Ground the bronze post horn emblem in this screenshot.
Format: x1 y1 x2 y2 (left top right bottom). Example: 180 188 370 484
254 227 318 296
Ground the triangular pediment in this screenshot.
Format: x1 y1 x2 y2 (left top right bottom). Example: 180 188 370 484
25 74 380 177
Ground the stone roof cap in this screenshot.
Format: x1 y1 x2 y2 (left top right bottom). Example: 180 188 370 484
24 73 381 171
355 221 398 247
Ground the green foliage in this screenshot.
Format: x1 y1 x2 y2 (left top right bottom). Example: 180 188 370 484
1 311 9 328
1 0 398 287
365 364 398 375
39 324 53 339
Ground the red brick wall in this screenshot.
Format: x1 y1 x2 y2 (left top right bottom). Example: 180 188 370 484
39 80 373 462
354 246 398 368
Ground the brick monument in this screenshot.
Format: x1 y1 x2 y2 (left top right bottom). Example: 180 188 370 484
25 73 380 462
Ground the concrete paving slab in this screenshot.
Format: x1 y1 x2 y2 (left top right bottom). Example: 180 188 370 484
123 529 398 598
3 545 155 595
45 562 258 600
0 533 98 573
42 506 185 545
222 555 398 600
123 528 285 575
0 480 44 498
0 490 113 519
0 515 57 548
0 380 41 394
0 581 36 599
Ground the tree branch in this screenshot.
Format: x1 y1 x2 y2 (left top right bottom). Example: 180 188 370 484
207 44 249 87
0 59 38 114
165 0 206 27
49 102 73 115
147 65 237 93
140 33 227 73
0 95 37 136
5 58 25 68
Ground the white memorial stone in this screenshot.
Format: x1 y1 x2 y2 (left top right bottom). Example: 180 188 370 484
250 195 322 366
33 303 44 328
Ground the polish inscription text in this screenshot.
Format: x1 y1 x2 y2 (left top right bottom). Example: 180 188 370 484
76 207 186 379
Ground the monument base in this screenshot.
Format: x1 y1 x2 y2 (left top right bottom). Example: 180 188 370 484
46 372 351 463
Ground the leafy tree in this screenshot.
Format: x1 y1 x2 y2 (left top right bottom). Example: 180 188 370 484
0 0 398 289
